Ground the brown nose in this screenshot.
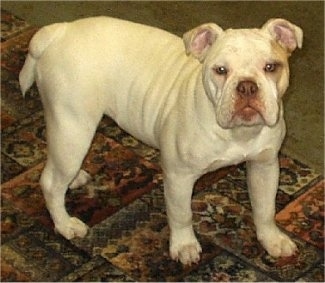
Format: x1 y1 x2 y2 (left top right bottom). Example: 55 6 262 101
236 81 258 97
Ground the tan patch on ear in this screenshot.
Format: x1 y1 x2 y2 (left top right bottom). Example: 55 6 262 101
271 39 291 58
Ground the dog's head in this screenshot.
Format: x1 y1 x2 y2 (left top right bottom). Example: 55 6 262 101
183 19 303 129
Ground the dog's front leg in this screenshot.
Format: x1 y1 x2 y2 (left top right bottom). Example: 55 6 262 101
247 157 297 257
164 172 202 265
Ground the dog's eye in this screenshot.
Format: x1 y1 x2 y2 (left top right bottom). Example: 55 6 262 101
264 63 277 72
214 66 228 75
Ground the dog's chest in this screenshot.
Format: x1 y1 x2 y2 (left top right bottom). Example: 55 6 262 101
197 136 275 174
203 147 249 173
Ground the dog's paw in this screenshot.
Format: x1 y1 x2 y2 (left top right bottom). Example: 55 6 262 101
258 229 297 257
69 170 91 189
169 229 202 265
55 217 89 239
170 242 202 265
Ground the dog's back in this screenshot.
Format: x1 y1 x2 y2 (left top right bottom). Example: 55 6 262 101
19 16 198 147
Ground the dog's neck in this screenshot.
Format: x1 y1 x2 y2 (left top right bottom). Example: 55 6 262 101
228 125 265 141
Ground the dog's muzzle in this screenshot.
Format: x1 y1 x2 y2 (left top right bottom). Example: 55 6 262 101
233 80 264 122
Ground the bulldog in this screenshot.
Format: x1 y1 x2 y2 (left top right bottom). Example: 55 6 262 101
19 16 303 265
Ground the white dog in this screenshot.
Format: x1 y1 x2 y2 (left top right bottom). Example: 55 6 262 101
20 16 302 265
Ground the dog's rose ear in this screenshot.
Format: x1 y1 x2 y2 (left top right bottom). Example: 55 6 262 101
262 18 303 53
183 23 223 62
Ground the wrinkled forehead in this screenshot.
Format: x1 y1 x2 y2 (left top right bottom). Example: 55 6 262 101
208 28 286 63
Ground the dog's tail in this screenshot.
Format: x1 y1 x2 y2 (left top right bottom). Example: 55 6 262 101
19 54 37 97
19 23 67 96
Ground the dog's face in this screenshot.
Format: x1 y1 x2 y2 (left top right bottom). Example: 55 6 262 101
203 29 291 129
184 19 303 129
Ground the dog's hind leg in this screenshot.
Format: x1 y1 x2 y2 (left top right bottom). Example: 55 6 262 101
40 114 100 239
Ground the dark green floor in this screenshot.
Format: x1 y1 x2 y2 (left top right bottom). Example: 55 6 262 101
2 1 323 173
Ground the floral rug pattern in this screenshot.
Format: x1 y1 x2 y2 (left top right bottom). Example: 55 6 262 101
1 10 324 282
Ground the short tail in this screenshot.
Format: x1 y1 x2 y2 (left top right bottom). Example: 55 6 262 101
19 22 67 96
19 54 36 96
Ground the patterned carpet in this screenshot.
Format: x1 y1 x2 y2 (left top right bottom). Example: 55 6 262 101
1 10 324 282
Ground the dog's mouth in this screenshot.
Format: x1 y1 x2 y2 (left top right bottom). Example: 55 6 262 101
231 99 266 125
235 105 261 121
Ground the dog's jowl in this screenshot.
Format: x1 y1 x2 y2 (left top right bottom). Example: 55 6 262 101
20 17 303 265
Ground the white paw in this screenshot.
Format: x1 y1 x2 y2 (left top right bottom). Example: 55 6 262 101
258 228 297 257
55 217 89 239
169 229 202 265
170 242 202 265
69 170 91 189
